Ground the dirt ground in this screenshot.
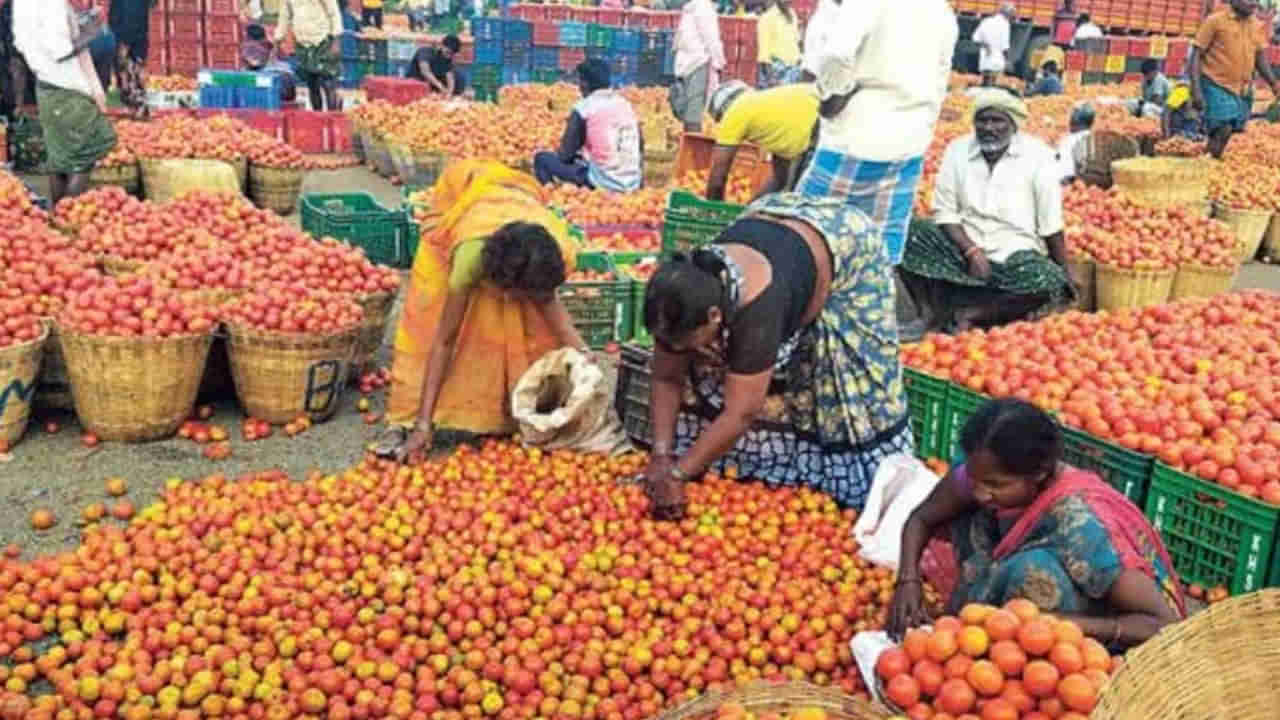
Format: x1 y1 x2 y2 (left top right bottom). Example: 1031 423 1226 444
3 166 1280 559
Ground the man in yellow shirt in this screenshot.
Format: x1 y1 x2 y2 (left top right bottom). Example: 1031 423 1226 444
362 0 383 29
705 80 819 202
757 0 800 87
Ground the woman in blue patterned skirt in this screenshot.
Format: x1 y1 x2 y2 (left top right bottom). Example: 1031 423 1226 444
640 193 912 520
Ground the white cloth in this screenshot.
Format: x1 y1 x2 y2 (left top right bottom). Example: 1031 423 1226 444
1073 22 1102 44
808 0 957 162
1056 129 1088 181
242 0 264 21
275 0 344 46
933 132 1065 263
673 0 726 79
973 13 1011 73
12 0 96 97
801 0 840 74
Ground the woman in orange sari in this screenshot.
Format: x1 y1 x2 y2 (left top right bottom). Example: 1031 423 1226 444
374 159 592 459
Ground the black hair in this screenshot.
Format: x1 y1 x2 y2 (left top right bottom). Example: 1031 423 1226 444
643 251 727 342
443 35 461 53
1042 60 1059 74
480 222 566 294
246 24 267 42
577 59 610 93
960 398 1064 477
1141 58 1159 74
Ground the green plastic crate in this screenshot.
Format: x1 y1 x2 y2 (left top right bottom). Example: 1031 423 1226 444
903 369 950 461
559 254 633 349
612 253 660 347
473 85 499 103
614 343 654 447
532 68 562 84
1061 427 1152 505
301 193 412 269
661 190 743 256
941 384 989 462
1145 463 1280 596
586 23 614 48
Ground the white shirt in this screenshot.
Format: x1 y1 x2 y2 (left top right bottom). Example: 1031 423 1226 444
12 0 96 97
973 13 1011 73
809 0 957 162
802 0 840 75
1073 22 1103 44
933 133 1065 263
1056 130 1089 181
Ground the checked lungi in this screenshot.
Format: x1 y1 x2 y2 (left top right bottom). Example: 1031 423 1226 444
795 149 923 265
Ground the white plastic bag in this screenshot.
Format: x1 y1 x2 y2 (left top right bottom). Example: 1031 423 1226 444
511 348 631 456
851 627 931 707
853 454 941 571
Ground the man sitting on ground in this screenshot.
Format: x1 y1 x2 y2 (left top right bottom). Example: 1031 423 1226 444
1130 59 1170 117
703 80 818 202
1027 59 1064 96
1056 103 1093 182
406 35 465 96
899 88 1076 333
532 59 643 192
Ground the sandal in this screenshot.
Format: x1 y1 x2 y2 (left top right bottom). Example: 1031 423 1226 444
370 426 409 459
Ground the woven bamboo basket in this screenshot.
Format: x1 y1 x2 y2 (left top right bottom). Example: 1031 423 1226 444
225 324 358 424
1095 263 1175 310
59 328 214 442
1171 263 1239 299
248 164 306 214
1214 203 1272 263
89 163 140 194
229 156 248 189
645 157 676 188
1092 589 1280 720
410 149 448 189
654 682 888 720
361 130 378 171
0 325 48 448
1265 212 1280 261
368 135 397 178
35 321 73 411
98 255 145 277
140 157 242 204
1066 255 1096 311
1112 157 1211 210
351 121 367 163
353 292 394 378
1078 130 1140 189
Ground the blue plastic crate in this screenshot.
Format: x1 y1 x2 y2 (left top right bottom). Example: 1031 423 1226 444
340 31 359 59
559 21 587 47
501 66 531 85
390 60 411 77
340 60 365 89
475 38 503 65
502 19 532 48
662 47 674 75
471 17 504 41
610 73 637 88
503 45 531 69
611 29 642 53
585 46 607 61
609 51 640 76
641 30 671 53
532 46 559 70
234 85 282 110
199 85 235 108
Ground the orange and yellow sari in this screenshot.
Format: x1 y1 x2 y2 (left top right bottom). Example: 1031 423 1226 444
386 160 578 434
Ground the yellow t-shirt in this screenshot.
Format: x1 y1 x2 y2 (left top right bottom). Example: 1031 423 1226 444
1166 83 1191 111
757 5 800 66
448 238 486 292
713 84 820 159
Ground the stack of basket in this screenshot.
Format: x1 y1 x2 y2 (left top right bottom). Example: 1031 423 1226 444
248 164 306 215
1171 262 1240 299
0 324 48 449
1214 203 1272 263
1112 156 1212 216
1066 252 1097 311
89 163 141 195
1095 262 1176 310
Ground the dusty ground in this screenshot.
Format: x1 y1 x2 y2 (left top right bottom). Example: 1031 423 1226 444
3 166 1280 559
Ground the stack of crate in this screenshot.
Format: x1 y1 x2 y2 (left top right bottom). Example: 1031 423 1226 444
717 16 757 85
952 0 1205 35
1065 34 1191 85
165 0 243 76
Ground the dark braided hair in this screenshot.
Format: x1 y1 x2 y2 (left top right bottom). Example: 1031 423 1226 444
480 222 566 295
960 398 1064 477
642 249 731 343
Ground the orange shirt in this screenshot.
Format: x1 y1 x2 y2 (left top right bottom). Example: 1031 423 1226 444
1193 10 1267 95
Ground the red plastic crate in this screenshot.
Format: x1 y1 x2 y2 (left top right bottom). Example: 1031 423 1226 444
363 76 430 105
149 7 166 28
1130 38 1151 57
151 19 168 44
241 110 286 141
545 6 571 22
511 4 544 21
167 0 201 12
325 112 353 153
205 42 240 69
205 0 239 14
168 13 203 43
570 8 598 23
532 21 559 46
559 47 586 71
204 15 242 45
718 17 740 44
597 9 624 26
285 110 330 153
168 40 203 69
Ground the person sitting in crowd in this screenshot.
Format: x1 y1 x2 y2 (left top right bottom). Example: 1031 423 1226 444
1163 80 1204 139
1190 0 1277 158
240 26 299 106
1027 59 1064 96
1129 59 1170 118
406 35 465 96
756 0 800 88
14 0 116 206
275 0 344 111
639 192 913 520
1072 12 1102 44
704 81 818 202
361 0 383 29
973 3 1014 86
532 59 642 192
887 399 1186 650
372 160 594 461
1056 103 1094 182
900 89 1075 333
